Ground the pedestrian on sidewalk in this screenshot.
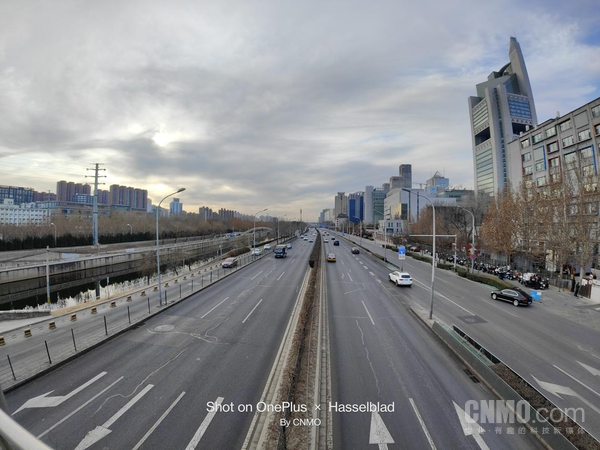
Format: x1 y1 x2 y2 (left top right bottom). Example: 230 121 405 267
574 281 580 298
571 274 576 292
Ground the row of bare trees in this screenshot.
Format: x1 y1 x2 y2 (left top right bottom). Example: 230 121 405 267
480 156 599 281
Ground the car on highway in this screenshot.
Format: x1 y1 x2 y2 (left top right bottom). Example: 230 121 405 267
351 247 359 254
490 288 532 306
324 238 329 243
286 243 292 249
264 244 271 250
389 271 412 287
222 257 238 268
309 239 314 243
252 248 262 256
333 240 340 246
327 253 336 262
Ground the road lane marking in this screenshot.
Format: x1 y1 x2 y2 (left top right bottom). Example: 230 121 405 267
185 397 224 450
75 384 154 450
453 401 489 450
347 273 353 282
413 279 475 316
369 272 375 276
251 271 263 280
553 365 600 398
201 297 230 319
277 271 285 281
409 398 437 450
242 299 263 324
132 392 186 450
14 371 108 414
361 301 375 325
369 410 394 448
38 377 124 439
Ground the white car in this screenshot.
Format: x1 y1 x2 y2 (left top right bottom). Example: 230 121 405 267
264 244 271 250
324 238 329 243
389 271 412 287
252 248 263 256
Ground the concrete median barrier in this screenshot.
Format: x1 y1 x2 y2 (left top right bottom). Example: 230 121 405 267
91 307 97 314
70 314 77 322
48 322 56 330
24 328 32 338
110 301 116 308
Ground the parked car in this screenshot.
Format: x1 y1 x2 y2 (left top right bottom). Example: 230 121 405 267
490 288 532 306
264 244 271 250
333 240 340 246
222 257 238 268
327 253 336 262
351 247 360 254
389 271 412 287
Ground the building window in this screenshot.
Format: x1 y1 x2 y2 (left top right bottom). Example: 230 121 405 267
533 147 545 161
521 139 530 148
564 152 577 168
545 126 557 138
562 136 575 147
532 133 543 144
536 176 547 187
522 152 531 162
523 165 533 175
547 141 559 153
578 129 591 141
559 120 572 132
535 161 546 172
592 105 600 118
595 124 600 136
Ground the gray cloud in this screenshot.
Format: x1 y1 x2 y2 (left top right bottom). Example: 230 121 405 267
0 0 599 219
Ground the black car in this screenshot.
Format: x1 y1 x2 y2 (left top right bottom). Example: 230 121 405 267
490 288 532 306
333 240 340 246
351 247 359 254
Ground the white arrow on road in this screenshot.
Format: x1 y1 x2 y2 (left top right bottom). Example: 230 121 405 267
369 411 394 449
579 361 600 377
532 375 600 416
452 401 489 450
74 384 154 450
13 372 107 415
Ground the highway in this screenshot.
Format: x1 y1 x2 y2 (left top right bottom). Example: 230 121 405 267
337 231 600 441
323 233 542 449
7 238 312 449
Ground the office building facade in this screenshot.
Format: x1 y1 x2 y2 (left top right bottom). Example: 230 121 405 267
468 37 537 195
170 198 183 215
0 186 34 205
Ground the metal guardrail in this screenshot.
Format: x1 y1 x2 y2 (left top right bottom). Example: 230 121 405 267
0 406 52 449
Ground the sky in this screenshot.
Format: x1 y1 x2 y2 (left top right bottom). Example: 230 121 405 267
1 0 599 221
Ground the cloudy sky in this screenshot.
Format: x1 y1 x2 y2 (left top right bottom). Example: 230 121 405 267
1 0 599 220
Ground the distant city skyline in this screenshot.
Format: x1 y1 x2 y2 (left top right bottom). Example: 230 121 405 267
1 1 599 221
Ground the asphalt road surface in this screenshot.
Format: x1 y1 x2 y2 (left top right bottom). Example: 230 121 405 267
7 238 312 449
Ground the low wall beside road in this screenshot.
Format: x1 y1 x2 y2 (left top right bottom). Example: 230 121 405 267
0 311 51 320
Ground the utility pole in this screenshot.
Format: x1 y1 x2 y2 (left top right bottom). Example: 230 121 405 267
86 163 106 246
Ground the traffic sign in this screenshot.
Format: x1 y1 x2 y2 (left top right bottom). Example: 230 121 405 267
470 254 476 260
398 245 406 260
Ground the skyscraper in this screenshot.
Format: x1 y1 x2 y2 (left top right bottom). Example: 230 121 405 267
170 198 183 215
468 37 537 195
399 164 412 188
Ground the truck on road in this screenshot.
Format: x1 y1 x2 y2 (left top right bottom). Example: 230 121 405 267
274 244 287 258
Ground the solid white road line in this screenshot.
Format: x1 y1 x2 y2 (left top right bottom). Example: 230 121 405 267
38 376 124 439
251 271 263 280
553 365 600 398
75 384 154 450
132 392 186 450
242 299 264 324
201 297 230 319
185 397 224 450
369 272 375 276
347 273 353 282
277 271 285 281
409 398 437 450
361 301 375 325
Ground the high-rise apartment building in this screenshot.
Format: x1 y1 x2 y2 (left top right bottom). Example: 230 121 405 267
170 198 183 215
399 164 412 188
0 186 34 205
56 181 90 202
334 192 348 218
468 37 537 195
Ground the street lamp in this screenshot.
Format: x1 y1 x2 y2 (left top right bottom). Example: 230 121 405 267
126 223 132 236
456 206 476 274
156 188 185 306
276 214 287 244
253 208 268 256
373 207 392 263
50 222 57 248
402 188 436 319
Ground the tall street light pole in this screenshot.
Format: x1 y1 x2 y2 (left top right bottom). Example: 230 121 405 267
156 188 185 306
403 188 436 319
277 214 287 244
50 222 57 248
253 208 268 256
